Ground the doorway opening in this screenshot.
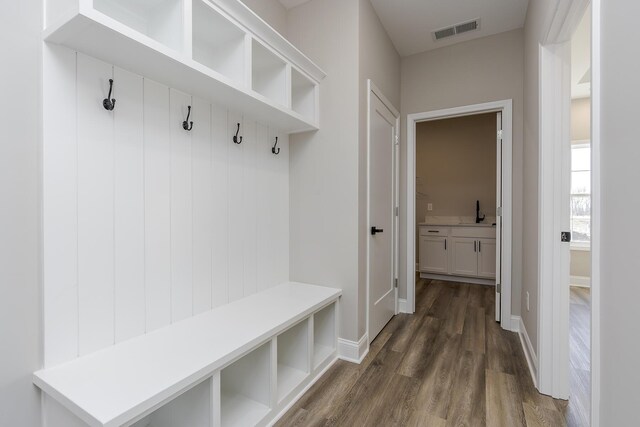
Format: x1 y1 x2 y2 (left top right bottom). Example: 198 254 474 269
406 100 513 331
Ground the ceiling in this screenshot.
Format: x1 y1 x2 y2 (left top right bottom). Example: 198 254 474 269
278 0 310 9
369 0 529 57
571 5 591 99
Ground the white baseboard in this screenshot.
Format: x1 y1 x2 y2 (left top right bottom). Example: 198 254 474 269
398 298 411 313
509 315 520 333
337 333 369 364
517 316 538 388
570 275 591 288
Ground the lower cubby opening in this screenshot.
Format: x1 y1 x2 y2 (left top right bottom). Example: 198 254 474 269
313 303 336 369
277 320 309 403
131 378 211 427
221 342 271 427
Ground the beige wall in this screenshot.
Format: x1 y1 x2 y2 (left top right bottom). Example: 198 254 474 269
400 29 524 314
416 114 497 217
570 97 591 279
0 0 43 425
601 1 640 423
240 0 288 36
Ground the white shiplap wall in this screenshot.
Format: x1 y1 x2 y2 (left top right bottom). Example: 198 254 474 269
42 45 290 367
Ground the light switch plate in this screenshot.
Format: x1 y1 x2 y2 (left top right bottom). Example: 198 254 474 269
526 292 530 311
427 203 433 211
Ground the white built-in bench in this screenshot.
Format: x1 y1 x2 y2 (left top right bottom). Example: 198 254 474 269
34 282 341 427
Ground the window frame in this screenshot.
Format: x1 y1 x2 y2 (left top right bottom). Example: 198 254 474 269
570 140 591 250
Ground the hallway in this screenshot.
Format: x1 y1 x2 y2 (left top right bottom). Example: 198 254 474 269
277 279 573 426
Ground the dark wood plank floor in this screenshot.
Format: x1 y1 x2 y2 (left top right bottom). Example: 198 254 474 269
277 279 585 427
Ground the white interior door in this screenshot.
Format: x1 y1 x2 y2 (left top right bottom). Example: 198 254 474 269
496 112 503 322
368 89 398 341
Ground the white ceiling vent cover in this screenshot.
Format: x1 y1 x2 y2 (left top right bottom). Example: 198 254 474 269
433 19 480 41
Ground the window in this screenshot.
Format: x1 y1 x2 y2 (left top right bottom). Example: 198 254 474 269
571 142 591 248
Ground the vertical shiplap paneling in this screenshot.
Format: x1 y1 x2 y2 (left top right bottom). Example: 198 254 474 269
276 131 291 284
227 112 244 302
144 79 172 332
42 44 78 366
169 90 194 322
211 105 229 308
77 54 115 355
242 119 258 297
255 123 272 292
191 97 213 315
113 67 145 343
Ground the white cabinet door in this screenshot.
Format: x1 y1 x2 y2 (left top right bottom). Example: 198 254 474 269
450 238 478 277
419 236 448 274
477 238 497 279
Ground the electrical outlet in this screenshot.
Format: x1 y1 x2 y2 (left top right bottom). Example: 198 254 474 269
526 292 530 312
427 203 433 211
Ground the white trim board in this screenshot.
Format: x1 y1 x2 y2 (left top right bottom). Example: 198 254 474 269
406 100 513 331
516 316 538 389
337 334 369 364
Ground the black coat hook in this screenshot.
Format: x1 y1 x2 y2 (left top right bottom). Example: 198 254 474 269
103 79 115 111
233 123 243 144
182 106 193 131
272 136 280 155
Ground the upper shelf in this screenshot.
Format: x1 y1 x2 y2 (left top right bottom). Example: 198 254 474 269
44 0 325 134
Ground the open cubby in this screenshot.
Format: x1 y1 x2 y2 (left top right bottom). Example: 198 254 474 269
313 303 336 369
131 378 211 427
192 0 246 86
277 320 309 403
291 68 317 122
252 39 288 106
93 0 185 52
221 342 271 427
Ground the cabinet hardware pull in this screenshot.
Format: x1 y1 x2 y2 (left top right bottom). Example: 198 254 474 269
233 123 243 144
474 241 477 252
272 136 280 155
428 230 439 233
445 239 447 250
103 79 115 111
479 240 481 252
182 105 193 131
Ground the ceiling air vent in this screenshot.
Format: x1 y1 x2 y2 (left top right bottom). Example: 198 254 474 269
433 19 480 41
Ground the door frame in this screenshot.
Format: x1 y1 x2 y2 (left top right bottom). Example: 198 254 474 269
366 80 400 345
538 2 600 426
406 100 513 330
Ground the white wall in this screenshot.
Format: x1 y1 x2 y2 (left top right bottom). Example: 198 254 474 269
240 0 288 36
0 1 42 426
287 0 400 343
286 0 361 342
42 47 290 366
400 30 524 313
600 0 640 423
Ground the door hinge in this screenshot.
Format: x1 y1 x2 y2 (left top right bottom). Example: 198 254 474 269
394 278 398 288
395 133 400 145
497 130 503 139
497 282 501 293
561 231 572 242
395 206 399 216
496 207 502 217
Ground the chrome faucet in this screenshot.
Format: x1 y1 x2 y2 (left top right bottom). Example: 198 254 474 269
476 200 485 223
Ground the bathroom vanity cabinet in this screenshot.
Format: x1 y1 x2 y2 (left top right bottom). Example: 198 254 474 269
419 224 496 283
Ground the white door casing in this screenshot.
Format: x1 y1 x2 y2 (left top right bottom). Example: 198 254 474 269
367 81 399 342
496 111 503 321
